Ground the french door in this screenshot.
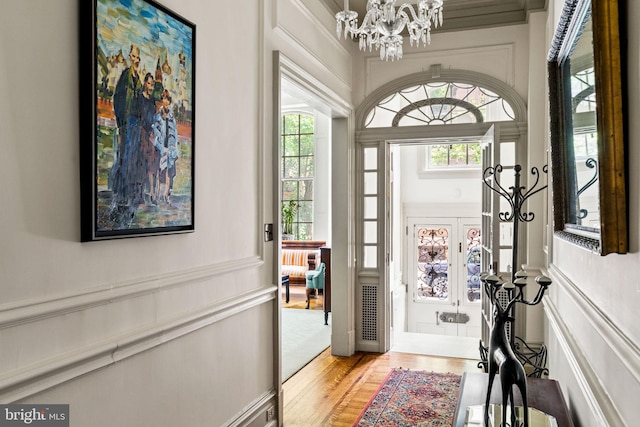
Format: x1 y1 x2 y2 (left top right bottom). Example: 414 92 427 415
407 217 482 338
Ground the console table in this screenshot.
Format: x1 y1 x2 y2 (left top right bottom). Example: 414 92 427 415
453 372 574 427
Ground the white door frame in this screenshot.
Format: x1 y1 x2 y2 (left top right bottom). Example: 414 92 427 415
355 123 527 353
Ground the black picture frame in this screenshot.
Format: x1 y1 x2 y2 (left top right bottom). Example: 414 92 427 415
80 0 196 241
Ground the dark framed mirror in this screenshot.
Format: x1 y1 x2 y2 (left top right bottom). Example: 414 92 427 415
548 0 627 255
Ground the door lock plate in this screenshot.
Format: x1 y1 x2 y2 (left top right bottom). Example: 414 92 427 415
439 312 470 324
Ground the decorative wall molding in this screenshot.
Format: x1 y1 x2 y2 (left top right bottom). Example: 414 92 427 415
544 296 614 426
279 53 353 116
548 264 640 383
545 264 630 426
224 389 277 427
364 44 516 99
0 256 263 330
272 0 352 96
278 0 345 53
0 285 276 402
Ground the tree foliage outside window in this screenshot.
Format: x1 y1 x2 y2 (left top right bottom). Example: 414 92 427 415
428 143 481 168
281 114 314 239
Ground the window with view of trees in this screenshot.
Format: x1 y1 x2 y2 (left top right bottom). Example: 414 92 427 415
427 143 482 169
281 113 314 240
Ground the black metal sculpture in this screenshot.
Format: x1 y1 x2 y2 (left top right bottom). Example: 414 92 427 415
482 273 552 427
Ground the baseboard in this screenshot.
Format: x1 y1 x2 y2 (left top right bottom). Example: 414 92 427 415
357 341 381 353
224 390 278 427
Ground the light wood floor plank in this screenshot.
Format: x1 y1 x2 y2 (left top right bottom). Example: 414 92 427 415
283 348 481 426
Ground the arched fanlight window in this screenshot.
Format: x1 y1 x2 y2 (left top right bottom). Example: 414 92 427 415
364 82 516 128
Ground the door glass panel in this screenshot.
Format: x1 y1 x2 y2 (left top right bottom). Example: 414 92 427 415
364 147 378 169
364 246 377 268
364 221 377 243
364 172 377 194
498 172 515 213
415 227 450 301
499 248 513 276
465 227 482 303
500 142 516 166
364 197 377 219
499 222 513 246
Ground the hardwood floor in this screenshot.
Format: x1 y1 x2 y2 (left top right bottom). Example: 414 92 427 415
282 285 324 310
283 347 481 426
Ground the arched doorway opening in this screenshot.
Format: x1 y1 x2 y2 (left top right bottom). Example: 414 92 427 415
353 67 528 356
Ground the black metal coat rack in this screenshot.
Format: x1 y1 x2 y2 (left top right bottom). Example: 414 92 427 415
478 163 551 378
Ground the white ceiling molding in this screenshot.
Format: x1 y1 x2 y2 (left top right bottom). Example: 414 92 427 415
323 0 547 32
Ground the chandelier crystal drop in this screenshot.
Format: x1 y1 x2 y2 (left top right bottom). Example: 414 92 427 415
336 0 444 61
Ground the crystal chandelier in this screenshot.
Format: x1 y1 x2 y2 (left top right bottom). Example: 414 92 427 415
336 0 444 61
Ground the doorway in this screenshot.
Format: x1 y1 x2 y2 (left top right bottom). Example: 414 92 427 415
276 51 355 382
279 80 332 381
353 69 527 360
406 218 482 338
387 141 484 358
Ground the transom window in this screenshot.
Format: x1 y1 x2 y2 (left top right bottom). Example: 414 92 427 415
281 113 314 239
365 81 515 128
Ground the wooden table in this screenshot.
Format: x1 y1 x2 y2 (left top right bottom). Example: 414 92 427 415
453 372 574 427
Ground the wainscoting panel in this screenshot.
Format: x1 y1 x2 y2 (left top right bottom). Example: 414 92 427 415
545 264 637 426
17 297 277 426
0 256 274 402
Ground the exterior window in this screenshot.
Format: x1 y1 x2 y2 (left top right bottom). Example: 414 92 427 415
281 113 314 240
427 143 481 169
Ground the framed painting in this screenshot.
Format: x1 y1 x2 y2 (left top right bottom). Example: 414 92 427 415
80 0 195 241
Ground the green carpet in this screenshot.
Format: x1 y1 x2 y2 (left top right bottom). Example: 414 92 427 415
282 308 331 381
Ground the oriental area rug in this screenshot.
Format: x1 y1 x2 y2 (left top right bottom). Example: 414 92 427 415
353 369 462 426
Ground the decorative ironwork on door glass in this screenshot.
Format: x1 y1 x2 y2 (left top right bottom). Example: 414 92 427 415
465 227 482 302
416 227 450 301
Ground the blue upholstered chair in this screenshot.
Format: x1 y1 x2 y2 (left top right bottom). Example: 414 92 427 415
305 262 325 309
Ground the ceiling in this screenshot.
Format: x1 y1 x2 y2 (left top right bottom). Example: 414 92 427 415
322 0 547 32
282 1 548 110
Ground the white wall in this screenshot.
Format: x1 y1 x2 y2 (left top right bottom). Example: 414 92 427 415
544 1 640 426
399 145 482 206
0 0 352 425
313 110 332 243
352 23 530 108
